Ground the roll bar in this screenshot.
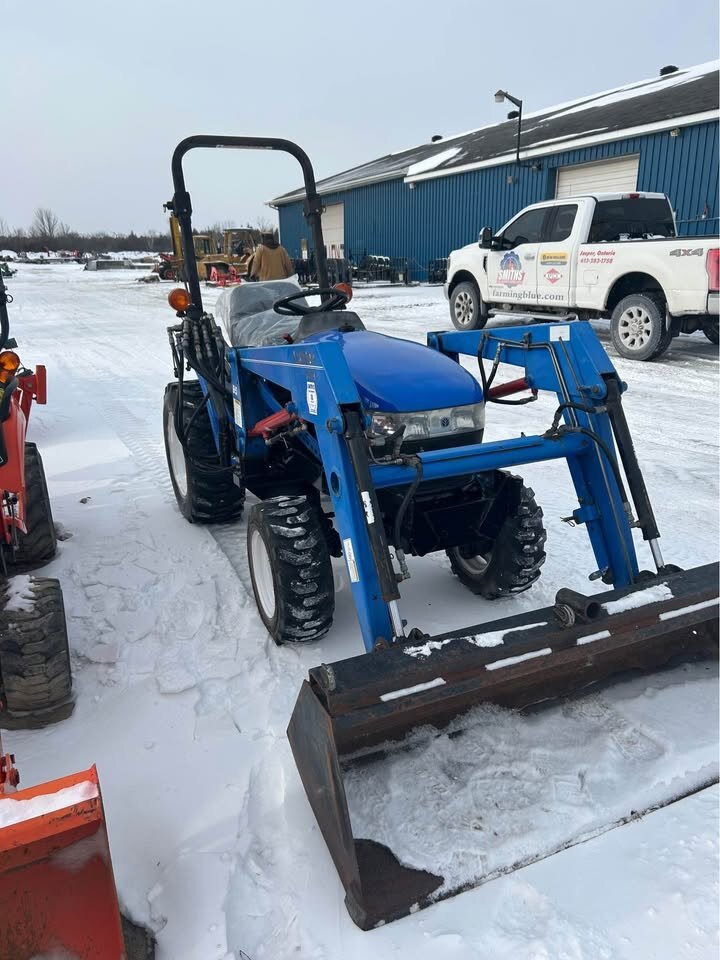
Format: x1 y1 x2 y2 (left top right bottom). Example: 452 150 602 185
168 136 329 311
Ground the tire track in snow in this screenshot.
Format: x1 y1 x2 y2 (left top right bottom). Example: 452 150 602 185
57 331 258 594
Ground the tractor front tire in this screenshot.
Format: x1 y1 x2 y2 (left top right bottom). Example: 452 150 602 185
9 443 57 571
247 494 334 643
163 381 244 523
0 577 73 727
446 484 546 599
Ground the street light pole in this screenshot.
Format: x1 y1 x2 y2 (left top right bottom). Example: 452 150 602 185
494 89 524 166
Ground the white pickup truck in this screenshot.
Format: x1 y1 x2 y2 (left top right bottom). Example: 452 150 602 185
445 193 719 360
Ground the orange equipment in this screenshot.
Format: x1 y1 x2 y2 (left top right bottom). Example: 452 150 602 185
0 734 125 960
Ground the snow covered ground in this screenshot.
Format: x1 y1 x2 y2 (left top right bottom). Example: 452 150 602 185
4 264 718 959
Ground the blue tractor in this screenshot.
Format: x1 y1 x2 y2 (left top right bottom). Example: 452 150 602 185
161 136 718 929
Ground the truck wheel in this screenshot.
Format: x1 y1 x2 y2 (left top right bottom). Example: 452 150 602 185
610 294 667 361
247 494 334 643
446 485 546 599
450 281 486 330
703 321 719 344
163 381 244 523
9 443 57 571
0 577 73 727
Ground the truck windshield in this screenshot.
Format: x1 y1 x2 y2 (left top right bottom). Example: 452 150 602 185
588 198 676 242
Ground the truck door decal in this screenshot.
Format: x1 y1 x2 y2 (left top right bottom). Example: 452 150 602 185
496 252 525 286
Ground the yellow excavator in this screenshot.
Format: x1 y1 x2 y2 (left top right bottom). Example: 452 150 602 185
156 216 258 282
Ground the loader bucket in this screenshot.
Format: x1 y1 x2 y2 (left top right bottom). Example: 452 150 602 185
0 764 125 960
288 562 719 929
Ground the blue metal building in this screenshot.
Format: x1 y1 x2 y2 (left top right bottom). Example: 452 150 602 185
272 62 719 280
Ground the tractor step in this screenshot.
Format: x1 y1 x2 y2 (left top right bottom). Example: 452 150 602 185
288 561 719 929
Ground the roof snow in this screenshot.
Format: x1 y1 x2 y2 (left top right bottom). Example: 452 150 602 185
406 146 461 176
272 61 719 205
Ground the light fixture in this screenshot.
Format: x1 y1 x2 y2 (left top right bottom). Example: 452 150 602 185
494 89 533 167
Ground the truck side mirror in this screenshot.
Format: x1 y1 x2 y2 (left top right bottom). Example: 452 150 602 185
478 226 493 248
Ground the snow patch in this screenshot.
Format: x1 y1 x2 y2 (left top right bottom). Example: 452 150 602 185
344 661 718 897
405 622 549 659
469 622 548 649
380 677 446 701
0 780 98 829
603 584 673 614
659 598 719 620
576 630 611 646
5 575 36 612
486 647 552 671
406 147 461 176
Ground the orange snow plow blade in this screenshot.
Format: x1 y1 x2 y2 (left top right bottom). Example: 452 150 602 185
0 764 124 960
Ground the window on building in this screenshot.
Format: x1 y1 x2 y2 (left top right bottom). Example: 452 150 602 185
502 207 548 247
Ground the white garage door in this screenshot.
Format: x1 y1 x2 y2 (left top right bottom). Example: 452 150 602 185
322 203 345 258
556 155 640 198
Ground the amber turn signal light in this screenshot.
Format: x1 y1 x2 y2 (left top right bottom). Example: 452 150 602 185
0 351 20 372
334 282 353 302
168 288 191 312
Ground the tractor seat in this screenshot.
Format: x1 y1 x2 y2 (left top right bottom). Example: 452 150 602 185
216 280 365 347
216 279 305 347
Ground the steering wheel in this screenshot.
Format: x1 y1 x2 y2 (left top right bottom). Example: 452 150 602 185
273 288 350 316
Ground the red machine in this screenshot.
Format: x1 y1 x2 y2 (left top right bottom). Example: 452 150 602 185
0 271 129 959
0 272 71 727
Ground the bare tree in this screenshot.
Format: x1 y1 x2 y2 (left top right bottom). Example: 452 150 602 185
0 217 9 237
199 220 235 251
30 207 61 243
246 215 277 236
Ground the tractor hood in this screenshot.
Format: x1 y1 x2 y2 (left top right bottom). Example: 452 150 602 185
305 330 484 412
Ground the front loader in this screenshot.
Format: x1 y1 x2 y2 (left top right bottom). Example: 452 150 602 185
161 136 719 929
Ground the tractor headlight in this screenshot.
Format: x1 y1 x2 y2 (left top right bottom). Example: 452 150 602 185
369 402 485 448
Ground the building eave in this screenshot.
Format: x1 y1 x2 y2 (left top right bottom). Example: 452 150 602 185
403 110 720 185
269 169 407 207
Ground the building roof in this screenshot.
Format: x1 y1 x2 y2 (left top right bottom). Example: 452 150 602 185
271 61 719 206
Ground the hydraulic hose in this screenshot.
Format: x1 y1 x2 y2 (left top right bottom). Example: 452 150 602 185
0 274 10 350
392 455 423 580
478 348 537 406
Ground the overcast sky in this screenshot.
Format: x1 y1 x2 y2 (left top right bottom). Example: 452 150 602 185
2 0 718 235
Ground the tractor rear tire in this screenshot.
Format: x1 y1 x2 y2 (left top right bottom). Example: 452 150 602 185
703 321 719 344
9 443 57 571
163 381 244 523
247 494 334 643
446 484 546 599
0 576 73 727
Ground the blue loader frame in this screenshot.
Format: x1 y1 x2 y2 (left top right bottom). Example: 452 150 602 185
200 318 662 655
